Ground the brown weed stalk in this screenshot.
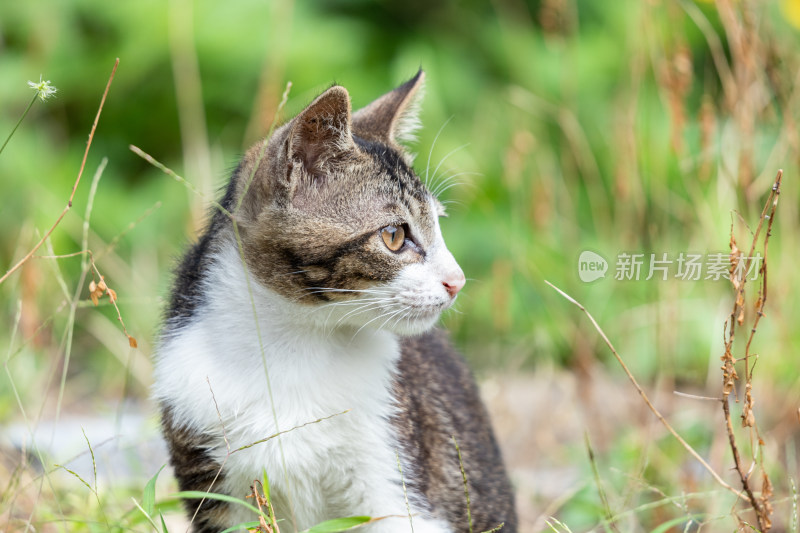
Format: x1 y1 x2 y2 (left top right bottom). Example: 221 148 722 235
37 249 138 348
545 280 746 503
720 169 782 531
0 58 119 286
248 480 279 533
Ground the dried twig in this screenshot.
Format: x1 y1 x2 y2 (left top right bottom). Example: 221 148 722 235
248 480 279 533
544 280 749 502
184 377 232 533
35 248 138 348
0 58 120 286
720 169 782 531
87 262 137 348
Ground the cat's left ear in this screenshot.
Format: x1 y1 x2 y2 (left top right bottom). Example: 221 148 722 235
352 69 425 147
287 86 355 176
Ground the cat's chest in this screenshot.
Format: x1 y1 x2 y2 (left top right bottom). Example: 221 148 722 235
154 303 403 447
155 308 406 524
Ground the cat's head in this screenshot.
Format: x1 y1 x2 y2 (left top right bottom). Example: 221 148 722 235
233 71 464 336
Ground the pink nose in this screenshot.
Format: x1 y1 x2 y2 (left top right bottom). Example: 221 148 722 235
442 273 466 298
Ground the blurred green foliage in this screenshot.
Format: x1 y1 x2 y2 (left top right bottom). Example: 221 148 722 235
2 0 800 392
2 0 800 529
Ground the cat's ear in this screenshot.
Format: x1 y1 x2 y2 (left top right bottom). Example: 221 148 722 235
287 86 355 175
352 69 425 146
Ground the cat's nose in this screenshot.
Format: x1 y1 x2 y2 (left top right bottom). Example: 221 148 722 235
442 273 465 298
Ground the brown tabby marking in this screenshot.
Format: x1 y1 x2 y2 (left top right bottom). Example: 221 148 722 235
394 330 517 531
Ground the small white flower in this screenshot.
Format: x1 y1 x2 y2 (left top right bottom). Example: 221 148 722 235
27 75 58 101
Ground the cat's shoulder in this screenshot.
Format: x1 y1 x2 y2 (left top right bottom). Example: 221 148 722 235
394 331 517 531
396 328 489 425
398 329 475 388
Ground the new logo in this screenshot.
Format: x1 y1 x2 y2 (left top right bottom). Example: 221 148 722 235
578 250 608 283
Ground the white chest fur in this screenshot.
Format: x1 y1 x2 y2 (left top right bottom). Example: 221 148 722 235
153 244 449 531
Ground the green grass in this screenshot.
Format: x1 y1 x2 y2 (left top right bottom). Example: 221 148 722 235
2 0 800 531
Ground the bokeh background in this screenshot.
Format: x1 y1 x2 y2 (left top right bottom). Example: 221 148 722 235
1 0 800 531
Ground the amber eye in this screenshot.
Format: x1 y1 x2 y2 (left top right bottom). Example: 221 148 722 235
381 225 405 252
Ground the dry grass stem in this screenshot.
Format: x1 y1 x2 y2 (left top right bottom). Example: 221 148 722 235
235 81 292 216
189 378 349 531
35 247 138 348
185 377 232 532
0 58 120 286
129 144 231 218
248 480 279 533
395 450 416 533
583 432 618 532
544 280 748 503
451 436 473 533
719 169 782 531
132 132 302 531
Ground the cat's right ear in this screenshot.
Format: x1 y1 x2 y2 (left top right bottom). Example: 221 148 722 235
352 70 425 147
286 86 355 177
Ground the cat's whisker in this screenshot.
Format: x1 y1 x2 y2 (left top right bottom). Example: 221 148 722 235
327 300 393 332
304 287 393 297
335 302 388 325
430 174 460 194
317 306 340 335
270 270 311 280
317 299 379 324
322 302 393 328
351 307 401 339
377 306 410 332
310 292 397 333
430 174 463 196
431 181 465 199
304 288 387 295
424 116 454 187
430 171 480 197
302 291 392 303
322 297 391 307
429 143 470 190
317 294 392 305
445 305 463 316
304 286 387 292
323 300 375 319
440 199 465 208
389 307 416 330
432 169 480 187
431 181 467 198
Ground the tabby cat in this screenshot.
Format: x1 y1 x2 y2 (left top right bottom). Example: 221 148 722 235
153 71 517 532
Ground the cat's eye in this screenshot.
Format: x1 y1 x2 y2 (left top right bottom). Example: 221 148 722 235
381 225 405 252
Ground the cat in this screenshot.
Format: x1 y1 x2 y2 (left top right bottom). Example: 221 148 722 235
153 70 517 533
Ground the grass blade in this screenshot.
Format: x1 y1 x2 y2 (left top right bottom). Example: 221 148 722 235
173 490 265 516
301 516 372 533
143 464 166 517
